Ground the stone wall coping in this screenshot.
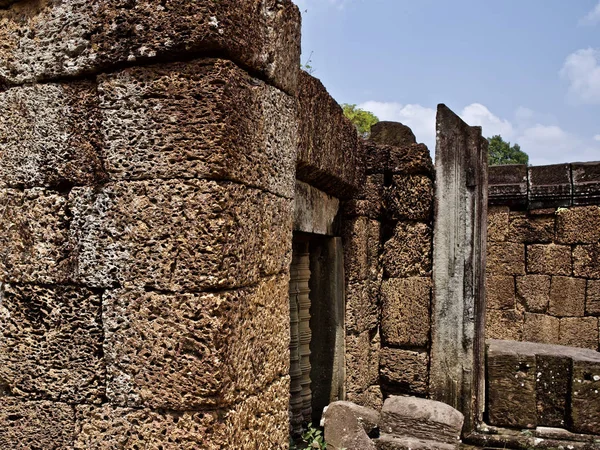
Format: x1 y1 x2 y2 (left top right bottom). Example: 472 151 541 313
487 339 600 363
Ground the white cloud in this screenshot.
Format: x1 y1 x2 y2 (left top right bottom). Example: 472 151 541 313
580 1 600 25
560 48 600 104
595 134 600 141
460 103 515 139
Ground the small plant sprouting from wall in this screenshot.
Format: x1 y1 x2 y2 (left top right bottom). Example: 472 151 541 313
289 423 328 450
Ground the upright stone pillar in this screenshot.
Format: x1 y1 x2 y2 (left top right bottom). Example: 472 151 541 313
430 104 489 433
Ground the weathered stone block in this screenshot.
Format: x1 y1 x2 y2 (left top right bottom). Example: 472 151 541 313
571 358 600 435
343 217 381 283
346 331 380 395
379 348 428 396
0 82 105 189
346 281 379 334
573 244 600 279
559 317 599 350
528 164 572 209
488 164 528 208
370 122 416 148
527 244 572 276
345 385 384 411
0 399 75 449
485 309 523 341
104 276 288 409
516 275 550 313
0 284 104 403
383 222 432 278
556 206 600 244
343 174 384 219
75 378 290 449
486 242 525 276
380 277 431 347
323 402 377 450
0 0 301 94
71 179 293 291
487 276 515 310
375 435 455 450
507 211 555 243
487 206 509 242
384 175 433 221
522 313 559 345
293 181 340 235
572 162 600 205
486 340 537 428
387 144 434 176
587 280 600 316
536 354 571 428
0 188 72 285
99 59 297 199
549 276 586 317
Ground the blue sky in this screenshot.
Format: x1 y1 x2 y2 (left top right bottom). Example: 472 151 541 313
294 0 600 165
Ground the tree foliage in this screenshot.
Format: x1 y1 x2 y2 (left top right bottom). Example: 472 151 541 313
487 135 529 166
342 104 379 138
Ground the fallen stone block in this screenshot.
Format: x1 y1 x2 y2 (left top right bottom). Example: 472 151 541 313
323 401 378 450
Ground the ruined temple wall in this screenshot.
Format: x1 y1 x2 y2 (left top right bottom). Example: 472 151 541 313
486 163 600 352
0 1 303 448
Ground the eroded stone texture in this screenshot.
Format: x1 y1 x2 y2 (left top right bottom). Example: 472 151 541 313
516 275 550 313
487 276 515 310
0 81 105 189
98 59 297 198
507 212 555 243
70 179 292 290
346 331 380 396
573 244 600 279
346 385 384 411
0 399 75 449
487 206 509 242
559 317 599 350
556 206 600 244
380 277 431 347
571 359 600 434
343 217 381 283
103 275 288 409
343 174 384 219
382 222 432 278
486 242 525 276
0 284 104 403
549 276 586 317
523 313 559 344
297 71 363 198
0 0 301 94
379 348 428 396
536 354 571 428
0 188 72 285
346 281 379 334
384 175 433 221
75 378 290 449
587 280 600 315
527 244 572 276
485 309 523 341
370 122 416 147
323 402 377 450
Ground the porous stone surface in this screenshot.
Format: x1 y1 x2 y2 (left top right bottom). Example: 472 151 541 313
98 59 297 198
549 276 586 317
485 309 523 341
70 179 293 291
587 280 600 315
297 71 363 198
507 212 554 243
0 399 75 449
573 244 600 279
0 284 104 403
0 0 301 94
346 281 379 334
0 81 105 189
536 354 571 427
375 435 455 450
346 331 380 395
343 174 384 219
343 217 381 283
556 206 600 244
382 222 432 278
527 244 572 276
523 313 559 344
387 144 434 176
487 206 510 242
370 121 417 148
516 275 550 313
103 275 288 409
323 402 377 450
487 276 515 310
571 358 600 434
346 385 384 411
0 188 72 285
486 242 525 276
559 317 599 350
380 277 431 347
379 348 429 395
384 175 433 221
74 378 290 449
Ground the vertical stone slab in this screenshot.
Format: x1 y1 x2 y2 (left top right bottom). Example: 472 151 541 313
431 104 488 432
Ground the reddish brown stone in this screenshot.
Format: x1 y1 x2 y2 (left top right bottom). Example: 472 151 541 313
587 280 600 316
549 276 586 317
559 317 599 350
487 276 515 310
516 275 551 313
507 211 555 243
370 122 416 147
385 175 433 221
571 358 600 434
556 206 600 244
382 222 432 278
343 174 384 219
486 309 523 341
343 217 381 283
487 206 509 243
522 313 560 345
486 242 525 276
379 348 428 396
527 244 572 276
573 245 600 279
346 331 380 395
346 281 379 334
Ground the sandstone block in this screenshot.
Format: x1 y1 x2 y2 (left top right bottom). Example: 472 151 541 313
523 313 559 345
75 378 290 449
536 354 571 428
0 0 301 94
323 402 377 450
384 175 433 221
516 275 550 313
486 340 537 428
103 276 288 409
343 217 381 283
527 244 572 276
380 277 431 347
0 399 75 449
375 435 455 450
346 331 380 395
0 188 72 285
383 222 432 278
486 242 525 276
556 206 600 244
573 245 600 279
0 284 104 403
99 59 297 198
293 181 340 235
325 401 380 436
0 82 105 189
571 358 600 435
487 276 515 310
379 348 428 396
487 206 509 242
486 309 523 341
549 276 586 317
370 122 416 147
587 280 600 316
346 281 379 334
559 317 599 350
507 212 555 243
71 179 292 291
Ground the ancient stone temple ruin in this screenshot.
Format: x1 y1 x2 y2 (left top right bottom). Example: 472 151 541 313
0 1 599 449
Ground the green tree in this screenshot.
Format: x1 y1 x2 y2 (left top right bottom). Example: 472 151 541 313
487 135 529 166
342 104 379 138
